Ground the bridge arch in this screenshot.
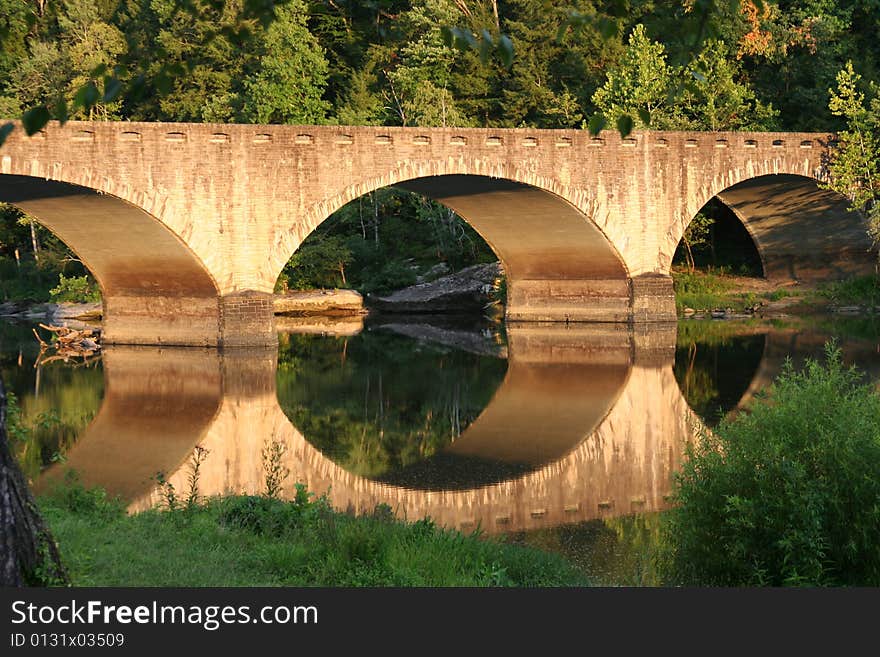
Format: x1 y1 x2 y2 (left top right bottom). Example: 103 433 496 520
0 173 222 345
667 170 876 282
270 162 643 323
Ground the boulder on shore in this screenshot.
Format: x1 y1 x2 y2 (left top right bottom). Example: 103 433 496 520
274 289 365 316
369 263 503 313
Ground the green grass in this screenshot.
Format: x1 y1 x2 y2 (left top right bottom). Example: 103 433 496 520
816 275 880 308
673 270 771 312
39 480 587 587
672 269 810 313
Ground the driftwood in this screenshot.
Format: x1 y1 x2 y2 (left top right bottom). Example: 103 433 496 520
33 323 101 367
0 377 69 586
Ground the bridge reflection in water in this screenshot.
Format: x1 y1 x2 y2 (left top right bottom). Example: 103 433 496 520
35 324 705 535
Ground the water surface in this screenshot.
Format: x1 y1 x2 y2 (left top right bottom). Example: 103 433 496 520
7 314 880 583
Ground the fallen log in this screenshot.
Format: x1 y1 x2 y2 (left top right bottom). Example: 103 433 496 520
33 323 102 367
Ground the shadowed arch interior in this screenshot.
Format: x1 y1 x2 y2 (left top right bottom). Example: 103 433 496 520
0 175 222 345
397 175 628 280
713 174 875 282
391 175 632 322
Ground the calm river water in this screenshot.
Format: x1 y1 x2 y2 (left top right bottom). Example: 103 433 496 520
6 314 880 584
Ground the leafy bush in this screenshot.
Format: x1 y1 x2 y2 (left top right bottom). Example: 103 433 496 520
49 274 101 303
216 484 331 537
663 343 880 586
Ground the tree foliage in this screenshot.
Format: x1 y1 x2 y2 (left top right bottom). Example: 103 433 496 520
825 61 880 241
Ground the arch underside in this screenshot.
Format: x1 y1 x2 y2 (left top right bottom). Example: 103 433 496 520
715 174 876 282
396 175 636 322
0 175 221 345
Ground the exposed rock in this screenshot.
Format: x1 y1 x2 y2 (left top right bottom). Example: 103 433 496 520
274 289 365 316
415 262 451 284
370 262 503 313
49 302 102 321
0 301 102 322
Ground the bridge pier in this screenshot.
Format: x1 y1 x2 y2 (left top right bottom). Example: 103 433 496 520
218 291 278 347
505 274 676 324
101 291 277 348
630 274 677 323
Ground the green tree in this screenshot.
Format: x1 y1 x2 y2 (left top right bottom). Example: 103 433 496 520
591 24 683 130
278 234 352 291
385 0 480 127
592 25 776 131
239 2 330 124
826 61 880 242
147 0 248 122
58 0 128 120
501 0 623 129
680 43 778 131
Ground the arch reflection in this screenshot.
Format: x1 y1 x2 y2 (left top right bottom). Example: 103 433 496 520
35 323 697 534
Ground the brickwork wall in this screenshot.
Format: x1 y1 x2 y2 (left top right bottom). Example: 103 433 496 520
0 121 862 340
218 291 277 347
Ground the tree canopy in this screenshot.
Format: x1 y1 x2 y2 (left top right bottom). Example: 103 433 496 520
0 0 876 135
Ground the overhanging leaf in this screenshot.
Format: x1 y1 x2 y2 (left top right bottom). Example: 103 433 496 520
103 76 123 103
498 35 514 68
22 106 50 136
0 122 14 147
73 81 100 110
588 113 607 135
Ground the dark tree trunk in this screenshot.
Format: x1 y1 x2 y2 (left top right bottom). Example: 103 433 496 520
0 377 69 586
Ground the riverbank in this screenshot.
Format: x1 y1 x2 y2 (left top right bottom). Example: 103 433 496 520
673 270 880 319
38 480 587 587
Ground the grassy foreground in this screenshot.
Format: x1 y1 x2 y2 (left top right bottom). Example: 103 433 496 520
38 481 586 587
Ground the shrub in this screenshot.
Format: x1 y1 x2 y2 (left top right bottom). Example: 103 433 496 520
663 343 880 586
49 274 101 303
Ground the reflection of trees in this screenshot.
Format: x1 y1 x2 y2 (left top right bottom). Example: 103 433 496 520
276 332 507 479
673 324 765 425
676 342 721 423
0 322 103 479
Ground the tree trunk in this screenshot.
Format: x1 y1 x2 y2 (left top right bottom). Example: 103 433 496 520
0 377 69 586
29 220 40 264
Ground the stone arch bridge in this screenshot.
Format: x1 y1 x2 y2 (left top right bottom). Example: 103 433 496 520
1 121 873 346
